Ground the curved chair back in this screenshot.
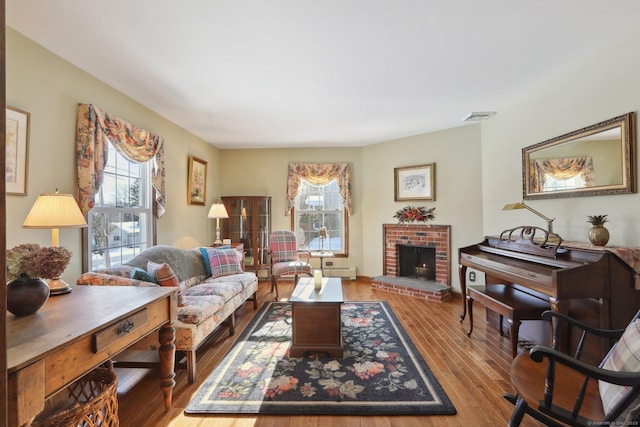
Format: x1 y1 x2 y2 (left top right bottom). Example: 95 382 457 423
506 309 640 426
268 230 312 300
269 230 300 264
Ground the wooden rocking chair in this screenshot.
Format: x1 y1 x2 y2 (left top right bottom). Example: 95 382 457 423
505 309 640 426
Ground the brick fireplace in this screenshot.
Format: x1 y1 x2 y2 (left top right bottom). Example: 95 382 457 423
372 223 452 301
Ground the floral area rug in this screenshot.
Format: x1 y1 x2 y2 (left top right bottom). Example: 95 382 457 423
185 301 456 415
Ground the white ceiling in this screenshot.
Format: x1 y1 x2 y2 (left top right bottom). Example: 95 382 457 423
7 1 640 149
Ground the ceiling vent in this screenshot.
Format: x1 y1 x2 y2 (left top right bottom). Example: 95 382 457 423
462 112 496 122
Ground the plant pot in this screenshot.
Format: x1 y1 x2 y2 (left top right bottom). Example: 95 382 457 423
588 225 610 247
7 274 50 316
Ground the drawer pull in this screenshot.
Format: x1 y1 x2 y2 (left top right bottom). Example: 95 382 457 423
93 308 148 353
118 319 135 335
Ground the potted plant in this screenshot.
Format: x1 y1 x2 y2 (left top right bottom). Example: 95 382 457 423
6 243 72 316
587 215 609 246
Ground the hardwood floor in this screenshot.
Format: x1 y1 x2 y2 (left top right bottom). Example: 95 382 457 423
115 279 543 426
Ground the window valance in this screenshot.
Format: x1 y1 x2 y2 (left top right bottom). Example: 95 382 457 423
76 104 166 217
286 163 351 215
529 157 594 192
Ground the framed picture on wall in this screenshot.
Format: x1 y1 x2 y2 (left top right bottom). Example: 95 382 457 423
6 106 30 196
394 163 436 201
187 155 207 205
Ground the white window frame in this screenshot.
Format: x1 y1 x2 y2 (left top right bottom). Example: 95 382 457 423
543 173 586 192
292 179 348 255
84 142 153 271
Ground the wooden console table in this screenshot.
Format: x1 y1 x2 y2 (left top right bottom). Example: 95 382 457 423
7 285 178 426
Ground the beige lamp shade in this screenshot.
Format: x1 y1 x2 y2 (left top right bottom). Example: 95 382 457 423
207 203 229 219
22 190 87 295
208 202 229 244
23 191 87 229
23 190 87 246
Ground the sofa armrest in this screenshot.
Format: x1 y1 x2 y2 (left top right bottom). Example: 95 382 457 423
77 272 160 287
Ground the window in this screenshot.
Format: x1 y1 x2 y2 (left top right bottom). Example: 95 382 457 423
85 142 153 270
543 173 586 191
292 179 348 255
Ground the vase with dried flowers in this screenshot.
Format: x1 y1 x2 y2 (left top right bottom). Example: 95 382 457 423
6 243 72 316
394 205 436 224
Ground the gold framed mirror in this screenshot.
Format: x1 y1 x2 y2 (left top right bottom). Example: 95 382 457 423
523 112 636 200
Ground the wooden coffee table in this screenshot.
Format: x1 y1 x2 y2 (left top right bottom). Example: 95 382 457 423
289 276 344 357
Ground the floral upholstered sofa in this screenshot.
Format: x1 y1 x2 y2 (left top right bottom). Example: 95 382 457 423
76 244 258 382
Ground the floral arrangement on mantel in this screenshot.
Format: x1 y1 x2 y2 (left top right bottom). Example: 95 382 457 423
6 243 72 282
394 205 436 224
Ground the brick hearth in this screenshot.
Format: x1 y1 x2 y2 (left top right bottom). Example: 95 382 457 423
371 277 452 301
372 223 452 301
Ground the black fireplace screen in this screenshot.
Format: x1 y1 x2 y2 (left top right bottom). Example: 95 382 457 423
397 244 436 280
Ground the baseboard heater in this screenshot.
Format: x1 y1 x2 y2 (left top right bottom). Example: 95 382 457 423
322 267 356 280
256 267 357 280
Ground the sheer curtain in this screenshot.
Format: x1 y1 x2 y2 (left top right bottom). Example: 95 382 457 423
529 157 594 192
285 163 352 215
76 104 166 217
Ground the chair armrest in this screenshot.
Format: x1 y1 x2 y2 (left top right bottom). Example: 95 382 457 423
541 310 627 340
529 345 640 387
76 272 159 287
297 250 311 263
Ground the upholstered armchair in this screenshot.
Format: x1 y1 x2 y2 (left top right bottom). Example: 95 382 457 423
268 230 312 300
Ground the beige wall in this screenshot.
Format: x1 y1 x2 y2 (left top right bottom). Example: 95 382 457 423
6 28 221 284
360 125 483 290
218 126 484 292
9 23 640 294
482 26 640 246
218 148 365 274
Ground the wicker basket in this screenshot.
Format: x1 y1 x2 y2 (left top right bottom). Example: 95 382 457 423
33 367 119 427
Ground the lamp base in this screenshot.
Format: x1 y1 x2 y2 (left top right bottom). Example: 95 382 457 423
215 226 222 246
47 278 73 296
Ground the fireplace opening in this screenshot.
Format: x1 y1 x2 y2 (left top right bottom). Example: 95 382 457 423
382 223 451 287
398 244 436 280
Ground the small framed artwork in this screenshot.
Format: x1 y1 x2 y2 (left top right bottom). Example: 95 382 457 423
6 106 30 195
394 163 436 201
187 155 207 205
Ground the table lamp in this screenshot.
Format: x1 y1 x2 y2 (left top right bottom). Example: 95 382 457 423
318 226 327 252
208 202 229 244
502 201 555 233
22 189 88 295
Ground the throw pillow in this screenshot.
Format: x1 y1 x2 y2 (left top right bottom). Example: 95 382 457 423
599 318 640 419
147 261 184 306
199 247 242 279
199 248 213 277
129 266 157 284
199 246 231 277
